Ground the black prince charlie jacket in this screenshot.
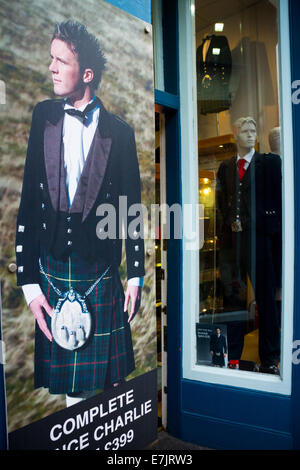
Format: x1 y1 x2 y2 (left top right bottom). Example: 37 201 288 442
15 98 145 286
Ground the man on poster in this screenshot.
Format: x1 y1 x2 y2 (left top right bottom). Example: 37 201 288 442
15 20 145 405
210 327 227 368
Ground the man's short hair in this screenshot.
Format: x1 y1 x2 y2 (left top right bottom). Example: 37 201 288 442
52 20 106 90
233 116 257 137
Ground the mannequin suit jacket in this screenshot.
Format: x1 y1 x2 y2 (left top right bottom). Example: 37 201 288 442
15 98 145 286
217 152 282 235
216 151 282 287
196 34 232 114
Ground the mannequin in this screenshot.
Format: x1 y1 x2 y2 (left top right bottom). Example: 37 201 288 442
269 126 281 155
216 117 282 374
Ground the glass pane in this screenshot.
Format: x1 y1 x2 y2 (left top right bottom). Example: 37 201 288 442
195 0 282 375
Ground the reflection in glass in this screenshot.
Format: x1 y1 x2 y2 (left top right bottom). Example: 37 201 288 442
195 0 282 375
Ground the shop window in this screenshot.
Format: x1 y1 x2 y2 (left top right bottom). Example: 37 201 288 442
195 0 285 378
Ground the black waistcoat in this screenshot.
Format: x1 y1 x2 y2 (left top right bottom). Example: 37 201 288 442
50 126 108 262
217 156 257 233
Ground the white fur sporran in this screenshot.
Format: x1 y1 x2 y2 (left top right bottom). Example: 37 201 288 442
39 260 110 351
51 288 92 351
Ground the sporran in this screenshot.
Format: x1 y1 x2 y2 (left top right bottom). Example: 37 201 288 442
39 260 110 351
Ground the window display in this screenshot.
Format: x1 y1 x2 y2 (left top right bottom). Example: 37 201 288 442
195 0 282 375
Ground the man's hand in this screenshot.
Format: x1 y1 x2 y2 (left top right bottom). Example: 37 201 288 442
29 294 53 342
124 285 142 323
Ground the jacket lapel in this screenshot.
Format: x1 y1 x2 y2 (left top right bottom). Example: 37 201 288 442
44 113 64 212
81 101 112 222
242 151 262 190
43 98 113 220
226 157 237 195
69 126 112 221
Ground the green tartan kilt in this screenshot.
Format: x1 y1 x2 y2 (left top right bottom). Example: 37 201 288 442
35 251 135 394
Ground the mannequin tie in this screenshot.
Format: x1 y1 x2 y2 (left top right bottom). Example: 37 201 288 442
237 158 246 180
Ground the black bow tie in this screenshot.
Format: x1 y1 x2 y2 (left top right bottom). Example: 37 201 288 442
64 97 100 125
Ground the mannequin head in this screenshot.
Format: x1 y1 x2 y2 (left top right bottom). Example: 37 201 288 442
233 117 257 156
269 126 281 155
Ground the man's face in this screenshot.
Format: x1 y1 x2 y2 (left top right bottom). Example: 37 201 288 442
49 39 83 98
235 122 257 151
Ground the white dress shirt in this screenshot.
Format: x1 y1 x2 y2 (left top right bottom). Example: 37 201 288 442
22 97 143 306
237 148 255 171
63 99 100 205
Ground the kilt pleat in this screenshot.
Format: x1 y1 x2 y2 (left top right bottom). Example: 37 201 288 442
34 251 135 394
